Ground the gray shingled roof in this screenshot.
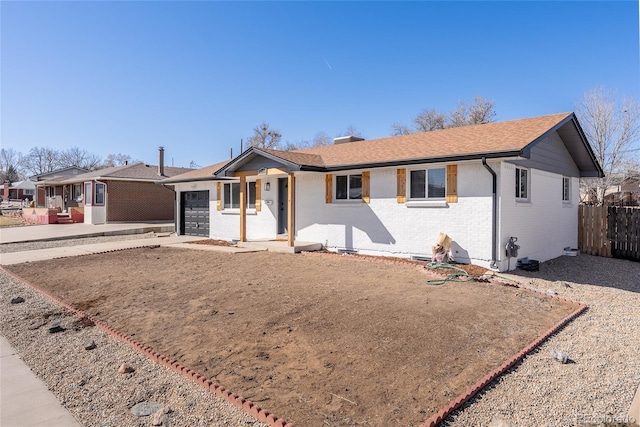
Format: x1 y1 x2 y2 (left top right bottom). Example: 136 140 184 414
53 163 193 184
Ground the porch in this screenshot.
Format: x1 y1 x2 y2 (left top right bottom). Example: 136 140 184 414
237 239 323 254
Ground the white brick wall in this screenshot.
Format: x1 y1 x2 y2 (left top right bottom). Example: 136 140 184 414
497 162 579 271
175 159 579 272
295 162 496 266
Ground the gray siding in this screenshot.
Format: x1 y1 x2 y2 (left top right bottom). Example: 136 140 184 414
239 156 289 172
509 131 580 177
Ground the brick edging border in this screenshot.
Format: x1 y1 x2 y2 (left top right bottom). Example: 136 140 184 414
302 250 588 427
3 248 587 427
0 264 295 427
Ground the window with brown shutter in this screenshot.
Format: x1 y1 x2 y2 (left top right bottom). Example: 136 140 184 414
325 174 332 203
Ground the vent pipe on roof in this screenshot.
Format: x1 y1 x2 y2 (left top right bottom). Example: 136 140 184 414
333 135 365 145
158 147 165 176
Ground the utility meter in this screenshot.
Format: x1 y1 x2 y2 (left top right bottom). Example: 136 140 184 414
506 236 520 258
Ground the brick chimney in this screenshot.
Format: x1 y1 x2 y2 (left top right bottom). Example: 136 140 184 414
158 147 165 176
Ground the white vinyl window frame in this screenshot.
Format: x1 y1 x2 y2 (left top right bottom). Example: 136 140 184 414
515 167 529 201
562 176 571 202
84 182 92 206
94 182 106 206
223 181 256 210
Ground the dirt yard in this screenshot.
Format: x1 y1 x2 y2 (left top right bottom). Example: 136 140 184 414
7 248 577 427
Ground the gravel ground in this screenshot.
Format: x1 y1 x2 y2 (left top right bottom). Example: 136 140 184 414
1 246 638 427
0 271 269 427
0 233 157 254
446 254 640 427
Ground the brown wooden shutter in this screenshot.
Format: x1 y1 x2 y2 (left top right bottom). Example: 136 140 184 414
216 182 222 211
446 165 458 203
325 174 332 203
255 179 262 211
362 171 370 203
396 168 406 203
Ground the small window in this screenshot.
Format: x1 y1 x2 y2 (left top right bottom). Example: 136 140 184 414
95 183 105 205
223 182 256 209
409 168 446 199
247 181 256 209
72 184 82 201
562 177 570 202
515 168 529 200
24 189 34 196
84 183 92 206
336 174 362 200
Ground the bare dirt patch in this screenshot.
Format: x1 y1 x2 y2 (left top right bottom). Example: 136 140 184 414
6 248 576 427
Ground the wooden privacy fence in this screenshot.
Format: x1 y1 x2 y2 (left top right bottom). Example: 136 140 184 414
578 205 640 261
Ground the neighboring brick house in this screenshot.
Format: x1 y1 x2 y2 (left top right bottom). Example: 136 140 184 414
1 180 36 202
163 112 603 271
33 149 191 224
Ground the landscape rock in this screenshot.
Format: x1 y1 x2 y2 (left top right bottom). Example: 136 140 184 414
84 339 96 350
118 363 135 374
546 289 558 296
10 296 25 304
151 406 172 425
551 349 569 364
48 320 65 334
130 401 164 417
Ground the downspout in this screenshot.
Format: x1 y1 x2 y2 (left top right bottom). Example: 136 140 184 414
482 158 498 269
162 184 177 235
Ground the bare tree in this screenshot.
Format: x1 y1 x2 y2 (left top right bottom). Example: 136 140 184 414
104 153 138 167
0 148 27 182
312 131 332 147
467 96 497 125
414 109 446 132
59 147 102 170
25 147 61 176
390 123 412 136
247 122 282 149
576 86 640 205
390 97 496 136
449 97 496 128
282 131 334 151
336 125 363 138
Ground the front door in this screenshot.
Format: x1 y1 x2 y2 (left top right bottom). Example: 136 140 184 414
277 178 288 235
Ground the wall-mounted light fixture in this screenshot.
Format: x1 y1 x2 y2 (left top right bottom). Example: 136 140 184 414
264 182 271 191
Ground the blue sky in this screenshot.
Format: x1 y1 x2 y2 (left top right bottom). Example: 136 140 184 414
2 1 638 169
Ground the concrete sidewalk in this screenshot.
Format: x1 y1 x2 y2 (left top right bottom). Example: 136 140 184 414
0 335 82 426
0 234 205 265
0 222 175 245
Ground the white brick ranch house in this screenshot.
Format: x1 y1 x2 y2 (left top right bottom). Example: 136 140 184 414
162 112 603 271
